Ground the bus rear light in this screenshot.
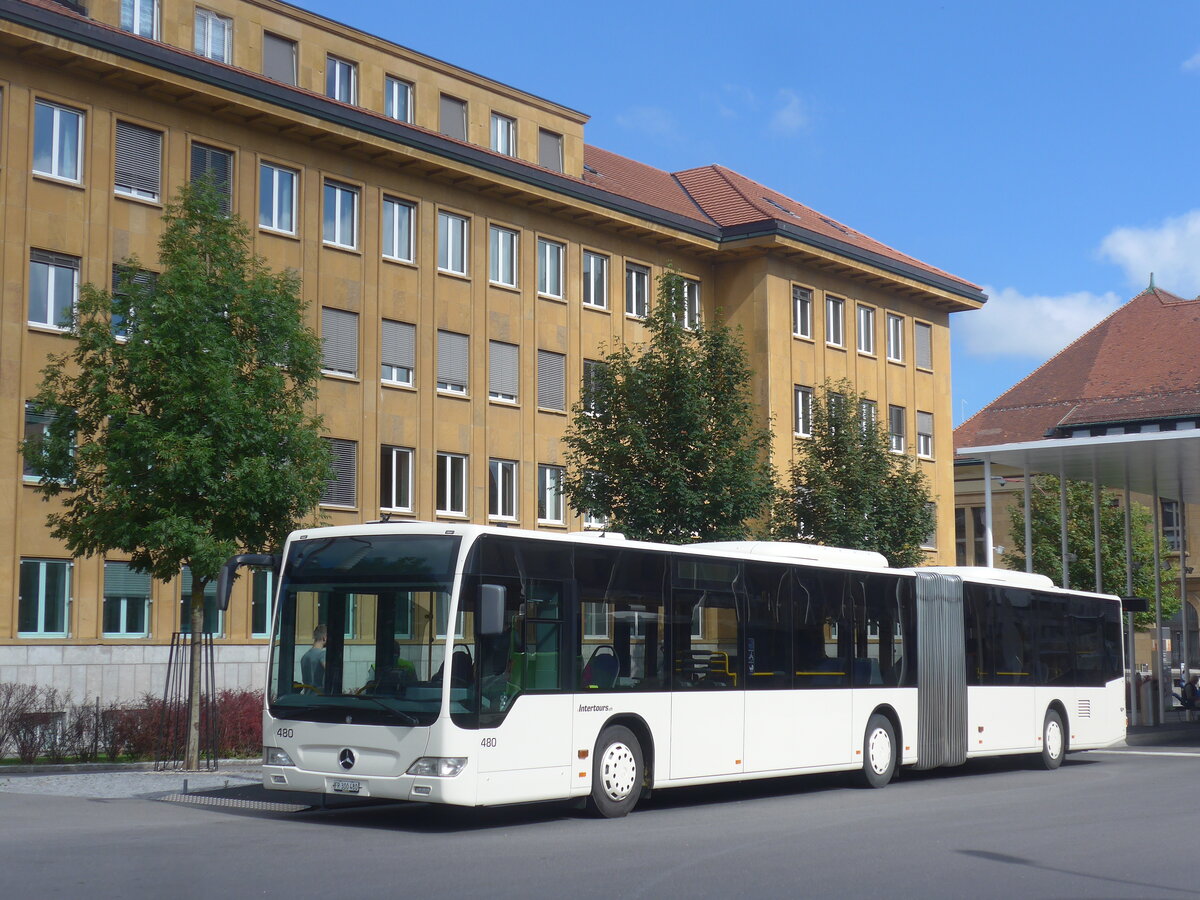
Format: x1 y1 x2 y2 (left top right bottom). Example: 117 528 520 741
407 757 467 777
264 746 295 767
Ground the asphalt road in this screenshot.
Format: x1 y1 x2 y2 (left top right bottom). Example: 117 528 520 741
3 743 1198 899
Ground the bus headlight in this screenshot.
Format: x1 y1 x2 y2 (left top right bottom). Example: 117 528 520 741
406 757 467 777
264 746 295 767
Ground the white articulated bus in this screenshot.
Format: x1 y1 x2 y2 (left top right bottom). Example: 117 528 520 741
219 522 1126 817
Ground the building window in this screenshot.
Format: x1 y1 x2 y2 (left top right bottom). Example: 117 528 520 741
539 129 563 172
538 464 565 523
583 507 609 531
488 340 519 402
888 405 906 453
382 197 415 262
380 445 413 511
793 286 812 338
537 238 564 298
921 503 938 550
262 32 297 85
1162 499 1182 552
860 399 878 432
120 0 158 38
251 569 274 638
583 252 608 309
490 113 516 156
489 459 518 520
886 314 904 362
28 250 78 330
489 225 518 287
381 319 415 386
325 55 357 104
19 559 71 637
916 411 934 458
180 567 222 636
857 305 876 354
33 100 83 182
437 330 469 394
386 76 413 122
103 562 150 638
320 307 358 378
436 452 467 516
971 506 986 564
194 8 232 62
954 508 967 565
321 438 357 507
537 349 566 411
826 296 845 346
438 211 469 275
439 95 468 141
114 121 162 201
23 401 56 481
626 263 649 318
190 143 233 215
582 359 606 415
681 278 701 329
582 602 610 638
258 162 296 234
322 180 358 249
794 385 813 437
111 264 155 340
915 322 933 370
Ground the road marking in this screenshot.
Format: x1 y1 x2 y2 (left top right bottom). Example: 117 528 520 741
1091 749 1200 758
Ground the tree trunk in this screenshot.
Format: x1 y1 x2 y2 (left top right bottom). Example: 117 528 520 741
185 581 205 769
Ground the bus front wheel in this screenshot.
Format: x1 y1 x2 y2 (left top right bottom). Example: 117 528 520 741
589 725 644 818
861 713 897 788
1039 709 1064 770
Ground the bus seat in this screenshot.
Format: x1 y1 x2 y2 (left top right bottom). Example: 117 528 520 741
588 653 619 689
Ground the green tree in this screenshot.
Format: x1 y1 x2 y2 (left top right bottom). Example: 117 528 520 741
562 269 775 543
22 181 329 768
774 380 934 567
1007 475 1180 629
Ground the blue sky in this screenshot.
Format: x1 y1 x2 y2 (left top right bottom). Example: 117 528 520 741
306 0 1200 427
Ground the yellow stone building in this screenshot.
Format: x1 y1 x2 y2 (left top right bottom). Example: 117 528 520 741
0 0 984 698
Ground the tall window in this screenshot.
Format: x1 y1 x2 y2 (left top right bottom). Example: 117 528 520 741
489 459 518 520
322 180 358 249
320 307 358 377
33 100 83 182
583 252 608 309
439 95 468 141
1162 499 1182 552
381 319 415 386
490 113 516 156
190 143 233 215
120 0 158 38
262 33 297 85
537 238 564 298
915 322 933 370
383 197 415 262
825 296 845 346
537 349 566 411
194 8 232 62
386 76 413 122
180 567 222 636
792 286 812 338
321 438 357 507
488 340 519 403
857 305 876 354
23 401 56 481
437 330 469 394
681 278 701 329
921 503 938 550
438 211 469 275
794 385 813 437
28 250 78 330
103 562 150 637
916 411 934 457
437 452 467 515
860 399 878 432
888 405 906 453
489 225 518 287
626 263 649 317
539 129 563 172
258 162 296 234
114 121 162 201
380 445 413 511
19 559 71 637
111 264 155 340
885 314 904 362
325 55 357 104
538 464 565 523
251 569 274 638
582 359 606 415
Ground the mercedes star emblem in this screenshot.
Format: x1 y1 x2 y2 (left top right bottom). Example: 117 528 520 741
338 748 356 770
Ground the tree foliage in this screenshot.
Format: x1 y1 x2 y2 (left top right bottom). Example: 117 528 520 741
774 380 934 567
1006 475 1180 630
562 269 775 543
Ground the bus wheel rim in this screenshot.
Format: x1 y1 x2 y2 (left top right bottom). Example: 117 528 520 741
601 742 637 801
868 727 892 775
1046 719 1063 759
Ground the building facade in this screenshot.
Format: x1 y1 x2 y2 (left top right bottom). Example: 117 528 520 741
0 0 984 700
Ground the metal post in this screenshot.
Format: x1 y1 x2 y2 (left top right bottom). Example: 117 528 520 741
983 458 995 568
1060 457 1070 589
1123 464 1137 726
1092 463 1102 593
1179 496 1190 688
1153 470 1165 723
1023 456 1033 574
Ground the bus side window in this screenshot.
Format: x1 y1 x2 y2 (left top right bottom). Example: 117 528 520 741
744 563 791 690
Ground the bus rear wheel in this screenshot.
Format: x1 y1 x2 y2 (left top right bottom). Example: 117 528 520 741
589 725 644 818
861 713 897 788
1039 709 1064 770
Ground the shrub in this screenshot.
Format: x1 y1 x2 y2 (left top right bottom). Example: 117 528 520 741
215 690 264 758
0 683 39 760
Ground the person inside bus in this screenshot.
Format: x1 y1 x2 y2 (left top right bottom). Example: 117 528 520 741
1182 675 1199 710
300 624 327 691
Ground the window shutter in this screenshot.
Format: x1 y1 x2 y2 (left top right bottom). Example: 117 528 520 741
915 323 933 370
104 562 151 599
537 350 565 410
381 320 415 372
115 121 162 198
439 95 467 141
322 438 357 506
539 129 563 172
321 308 358 376
489 341 519 398
31 249 79 269
190 143 232 214
263 33 297 84
437 331 469 390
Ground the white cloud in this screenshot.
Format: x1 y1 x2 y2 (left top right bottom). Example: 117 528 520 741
714 84 759 120
959 286 1122 360
614 106 682 141
768 89 808 135
1183 50 1200 71
1098 209 1200 296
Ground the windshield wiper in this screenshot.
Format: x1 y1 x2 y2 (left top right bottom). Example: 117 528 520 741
346 693 419 725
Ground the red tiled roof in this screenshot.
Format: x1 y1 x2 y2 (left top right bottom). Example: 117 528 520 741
955 286 1200 451
581 146 712 225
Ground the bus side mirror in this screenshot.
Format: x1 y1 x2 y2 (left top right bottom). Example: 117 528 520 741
479 584 506 635
216 553 279 611
1120 596 1149 613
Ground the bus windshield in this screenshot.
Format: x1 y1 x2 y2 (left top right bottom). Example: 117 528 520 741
268 534 464 726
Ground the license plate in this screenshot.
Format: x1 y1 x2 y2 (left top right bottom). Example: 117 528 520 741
331 780 361 794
